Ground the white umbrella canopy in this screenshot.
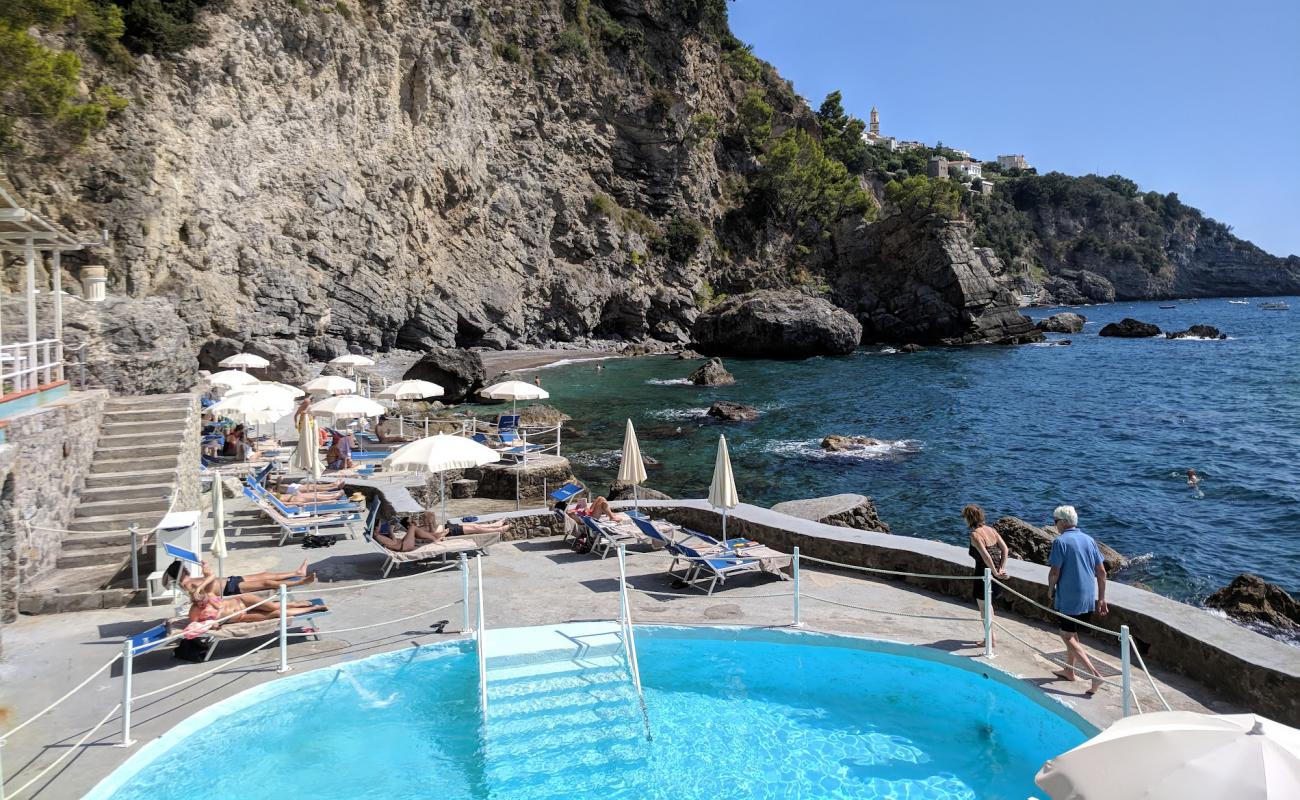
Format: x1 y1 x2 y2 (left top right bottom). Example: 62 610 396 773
618 419 648 513
329 354 376 368
218 353 271 370
1036 711 1300 800
378 379 445 401
227 381 305 400
384 434 501 518
302 375 357 396
208 393 293 426
208 369 260 388
308 394 386 425
480 380 549 415
708 434 739 541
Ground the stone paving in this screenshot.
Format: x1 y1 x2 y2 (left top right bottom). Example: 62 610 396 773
0 496 1237 799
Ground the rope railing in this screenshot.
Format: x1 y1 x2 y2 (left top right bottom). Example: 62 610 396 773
991 577 1121 638
799 553 985 582
1131 638 1173 712
2 702 123 800
0 654 122 743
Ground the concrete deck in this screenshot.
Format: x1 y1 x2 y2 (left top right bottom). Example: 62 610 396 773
0 499 1239 799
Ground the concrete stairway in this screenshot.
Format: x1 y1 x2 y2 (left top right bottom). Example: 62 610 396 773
19 394 196 614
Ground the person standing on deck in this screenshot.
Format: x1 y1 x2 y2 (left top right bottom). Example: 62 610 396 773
1046 505 1107 695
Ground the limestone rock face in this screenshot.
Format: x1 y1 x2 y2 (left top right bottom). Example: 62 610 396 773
770 494 891 534
61 295 198 394
992 516 1129 574
403 346 486 403
831 213 1042 345
706 400 758 421
688 357 734 386
1166 324 1225 340
1205 574 1300 632
1043 270 1116 305
1099 318 1161 338
692 290 862 358
1036 312 1087 333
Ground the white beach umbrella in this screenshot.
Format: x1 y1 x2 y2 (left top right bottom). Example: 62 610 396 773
217 353 270 371
618 419 648 514
329 353 376 368
1036 711 1300 800
480 380 550 415
208 393 294 426
384 434 501 519
208 369 259 389
708 434 739 542
291 410 324 478
309 394 386 426
378 379 445 401
302 375 357 396
227 381 304 400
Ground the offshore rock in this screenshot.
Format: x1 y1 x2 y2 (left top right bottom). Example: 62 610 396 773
692 291 862 358
1043 270 1116 305
1205 574 1300 631
518 404 572 427
821 435 891 452
1099 318 1161 338
993 516 1129 574
403 346 486 403
608 482 672 502
706 400 759 422
688 357 735 386
899 343 925 353
1166 324 1225 340
770 494 891 534
831 212 1042 345
1036 312 1087 333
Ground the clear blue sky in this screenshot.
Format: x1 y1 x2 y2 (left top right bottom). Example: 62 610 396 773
728 0 1300 257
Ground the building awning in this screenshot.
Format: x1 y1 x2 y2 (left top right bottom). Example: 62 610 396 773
0 177 88 252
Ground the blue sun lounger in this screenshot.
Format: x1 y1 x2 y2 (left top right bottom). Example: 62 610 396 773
579 515 640 559
673 543 761 595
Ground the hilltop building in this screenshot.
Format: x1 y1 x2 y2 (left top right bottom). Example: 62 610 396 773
948 160 983 180
927 156 949 179
997 154 1030 170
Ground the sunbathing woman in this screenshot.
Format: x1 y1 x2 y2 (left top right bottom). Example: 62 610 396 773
183 567 326 638
587 496 629 523
374 511 509 552
168 558 316 597
273 483 345 504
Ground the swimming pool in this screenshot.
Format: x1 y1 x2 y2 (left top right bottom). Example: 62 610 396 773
89 626 1092 800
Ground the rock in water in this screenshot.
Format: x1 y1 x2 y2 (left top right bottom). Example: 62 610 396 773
771 494 892 533
688 357 735 386
993 516 1129 573
1166 324 1225 340
518 404 572 427
707 401 759 421
674 349 702 360
821 434 890 452
1043 270 1116 305
1205 574 1300 631
899 343 926 353
1036 312 1087 333
608 482 672 502
403 346 486 402
692 290 862 358
1098 318 1161 338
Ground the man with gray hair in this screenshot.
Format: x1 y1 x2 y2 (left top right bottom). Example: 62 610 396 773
1047 505 1108 695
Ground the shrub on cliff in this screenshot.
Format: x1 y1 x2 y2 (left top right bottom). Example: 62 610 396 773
756 130 874 239
884 175 963 219
814 90 870 174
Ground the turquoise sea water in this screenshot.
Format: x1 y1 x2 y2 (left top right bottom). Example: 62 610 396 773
536 298 1300 604
94 630 1090 800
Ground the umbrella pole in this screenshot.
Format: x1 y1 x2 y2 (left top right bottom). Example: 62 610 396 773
633 483 638 517
722 509 727 543
441 473 447 522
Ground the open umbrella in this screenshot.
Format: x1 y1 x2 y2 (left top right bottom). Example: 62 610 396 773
208 393 294 426
378 379 445 400
218 353 270 371
208 369 259 389
302 375 357 396
708 434 739 542
329 354 376 369
618 419 648 515
1036 711 1300 800
308 394 386 426
383 434 501 519
227 381 304 400
480 380 549 415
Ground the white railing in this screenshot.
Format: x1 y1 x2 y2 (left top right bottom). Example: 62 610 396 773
615 545 651 742
0 338 63 396
476 553 488 717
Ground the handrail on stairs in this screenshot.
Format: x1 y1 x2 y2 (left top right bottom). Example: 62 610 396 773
616 545 652 741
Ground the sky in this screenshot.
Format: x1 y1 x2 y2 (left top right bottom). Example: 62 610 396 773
727 0 1300 257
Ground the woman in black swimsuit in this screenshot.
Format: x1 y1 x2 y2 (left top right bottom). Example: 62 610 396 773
963 504 1010 649
166 558 316 596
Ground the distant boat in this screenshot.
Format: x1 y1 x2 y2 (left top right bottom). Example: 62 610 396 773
1159 305 1177 309
1228 300 1249 305
1260 302 1290 311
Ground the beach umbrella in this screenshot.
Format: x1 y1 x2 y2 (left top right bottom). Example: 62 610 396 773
383 434 500 519
1036 711 1300 800
378 379 445 400
207 392 294 426
618 419 648 515
211 481 228 576
480 380 549 415
227 381 304 400
217 353 270 371
302 375 356 396
708 434 739 542
208 369 259 389
309 394 386 426
291 410 324 479
329 353 376 369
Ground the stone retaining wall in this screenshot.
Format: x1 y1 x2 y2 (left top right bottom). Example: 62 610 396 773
0 442 15 653
476 500 1300 724
172 394 203 512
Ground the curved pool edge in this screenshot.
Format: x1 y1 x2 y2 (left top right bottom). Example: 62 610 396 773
86 624 1097 798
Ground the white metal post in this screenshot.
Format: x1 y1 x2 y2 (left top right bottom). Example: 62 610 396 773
23 238 37 392
983 568 993 658
556 424 562 458
1120 624 1132 717
476 554 487 715
51 249 62 382
792 546 801 627
128 524 140 591
460 552 470 631
617 545 628 624
119 639 135 746
277 584 290 673
423 418 429 438
0 739 7 800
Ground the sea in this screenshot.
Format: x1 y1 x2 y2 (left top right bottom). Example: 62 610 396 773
528 297 1299 608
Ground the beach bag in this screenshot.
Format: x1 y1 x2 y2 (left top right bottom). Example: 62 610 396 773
174 636 210 662
572 530 592 554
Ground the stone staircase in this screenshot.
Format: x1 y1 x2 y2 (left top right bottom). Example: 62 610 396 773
19 394 196 614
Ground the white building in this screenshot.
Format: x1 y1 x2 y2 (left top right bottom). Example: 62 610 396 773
997 154 1030 171
948 160 983 179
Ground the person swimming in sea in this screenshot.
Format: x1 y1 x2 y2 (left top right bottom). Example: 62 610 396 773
1186 469 1200 490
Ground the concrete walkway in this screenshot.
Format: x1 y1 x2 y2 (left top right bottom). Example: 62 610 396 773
0 502 1238 799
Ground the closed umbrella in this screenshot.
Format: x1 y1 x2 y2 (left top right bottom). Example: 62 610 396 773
378 379 445 400
218 353 270 371
383 434 500 519
303 375 357 396
1036 711 1300 800
480 380 549 415
708 434 739 542
618 419 648 515
308 394 386 426
211 481 228 576
209 369 259 389
291 411 324 479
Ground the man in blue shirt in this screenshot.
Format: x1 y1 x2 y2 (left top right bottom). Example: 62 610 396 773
1047 505 1108 695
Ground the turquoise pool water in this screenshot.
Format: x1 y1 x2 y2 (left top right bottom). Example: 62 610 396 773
91 628 1091 800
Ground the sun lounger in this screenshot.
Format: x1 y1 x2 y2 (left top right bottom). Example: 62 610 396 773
496 414 521 432
245 478 363 517
160 606 328 661
242 486 355 545
579 515 641 559
673 543 761 595
550 482 585 504
364 526 486 578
